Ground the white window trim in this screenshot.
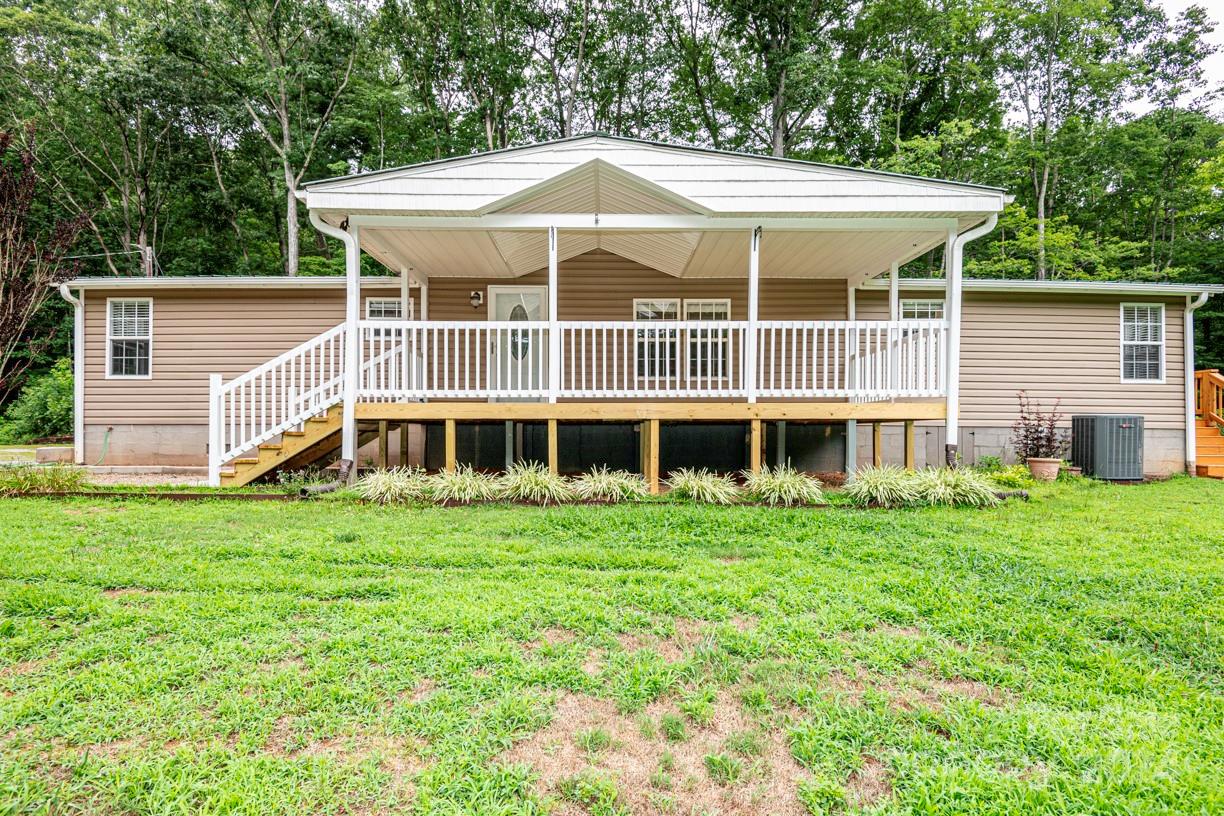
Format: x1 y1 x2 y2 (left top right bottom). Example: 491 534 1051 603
364 296 413 320
105 297 153 380
631 298 680 319
682 298 732 319
901 298 945 320
1120 302 1166 384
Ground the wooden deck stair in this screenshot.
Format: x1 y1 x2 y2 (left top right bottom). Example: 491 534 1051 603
220 411 343 487
1196 418 1224 479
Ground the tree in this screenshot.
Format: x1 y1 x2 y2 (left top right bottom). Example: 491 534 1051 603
173 0 361 276
0 130 87 403
999 0 1158 279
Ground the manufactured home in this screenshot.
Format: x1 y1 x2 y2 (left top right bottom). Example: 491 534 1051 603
56 136 1224 486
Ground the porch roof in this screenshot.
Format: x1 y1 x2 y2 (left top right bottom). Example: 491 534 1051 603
302 135 1009 284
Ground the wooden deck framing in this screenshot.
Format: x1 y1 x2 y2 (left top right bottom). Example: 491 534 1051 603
355 400 941 493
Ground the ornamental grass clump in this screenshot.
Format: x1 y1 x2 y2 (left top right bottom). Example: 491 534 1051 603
426 465 500 504
571 466 649 503
913 466 999 507
498 461 574 505
355 467 428 504
843 464 920 508
741 464 824 507
664 467 740 504
986 464 1035 489
0 464 88 495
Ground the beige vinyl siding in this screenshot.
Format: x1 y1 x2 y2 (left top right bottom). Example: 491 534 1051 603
858 290 1186 429
425 249 847 320
83 287 396 425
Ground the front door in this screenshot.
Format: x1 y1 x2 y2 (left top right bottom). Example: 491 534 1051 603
488 286 548 399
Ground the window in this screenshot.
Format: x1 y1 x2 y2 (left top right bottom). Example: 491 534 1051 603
107 299 152 378
365 297 410 320
634 299 679 379
684 299 731 379
901 299 945 320
1121 303 1164 382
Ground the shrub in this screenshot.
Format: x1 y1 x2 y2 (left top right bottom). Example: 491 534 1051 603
976 454 1003 472
355 467 429 504
664 467 740 504
742 464 824 506
0 358 73 443
1011 391 1066 462
843 465 920 508
498 461 574 505
571 466 649 503
987 464 1035 489
0 464 88 495
913 467 999 507
426 465 500 504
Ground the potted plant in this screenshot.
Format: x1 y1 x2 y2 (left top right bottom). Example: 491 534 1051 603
1010 392 1067 481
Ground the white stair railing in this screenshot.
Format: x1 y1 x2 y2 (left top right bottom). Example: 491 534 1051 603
208 324 347 484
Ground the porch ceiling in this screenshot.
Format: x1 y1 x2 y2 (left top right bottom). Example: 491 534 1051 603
356 226 950 280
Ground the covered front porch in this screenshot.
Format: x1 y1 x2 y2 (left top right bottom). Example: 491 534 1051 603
208 136 1007 486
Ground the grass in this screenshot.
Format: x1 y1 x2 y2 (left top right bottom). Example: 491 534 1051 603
0 478 1222 814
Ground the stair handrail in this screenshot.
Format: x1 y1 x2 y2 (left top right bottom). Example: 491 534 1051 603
209 324 348 484
1197 369 1224 429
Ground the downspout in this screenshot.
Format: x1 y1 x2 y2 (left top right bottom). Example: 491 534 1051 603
58 284 84 464
309 209 361 482
944 213 998 467
1185 291 1210 475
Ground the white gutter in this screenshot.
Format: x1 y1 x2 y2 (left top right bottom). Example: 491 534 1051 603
862 278 1224 297
309 210 362 479
944 213 999 465
58 276 404 290
57 284 85 464
1185 292 1211 475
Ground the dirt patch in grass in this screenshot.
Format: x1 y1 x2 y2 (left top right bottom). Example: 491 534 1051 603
845 755 893 809
406 678 437 704
616 618 719 662
0 659 46 678
881 664 1011 713
498 690 810 815
101 587 166 599
522 626 578 652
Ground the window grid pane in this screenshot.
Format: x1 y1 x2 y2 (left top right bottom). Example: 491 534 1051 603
683 301 730 378
1121 305 1162 381
901 300 944 320
108 300 151 377
634 300 679 379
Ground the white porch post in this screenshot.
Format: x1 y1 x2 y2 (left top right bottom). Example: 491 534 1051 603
419 279 428 319
745 227 761 403
1185 292 1208 474
846 283 857 475
888 260 900 394
944 227 961 466
547 225 560 403
342 224 362 472
208 374 222 486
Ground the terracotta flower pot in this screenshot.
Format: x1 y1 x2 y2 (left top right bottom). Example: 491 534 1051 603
1027 457 1061 482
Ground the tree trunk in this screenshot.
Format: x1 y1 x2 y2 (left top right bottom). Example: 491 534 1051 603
284 162 298 277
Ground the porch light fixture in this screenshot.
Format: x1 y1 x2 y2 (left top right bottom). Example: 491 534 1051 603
470 290 484 309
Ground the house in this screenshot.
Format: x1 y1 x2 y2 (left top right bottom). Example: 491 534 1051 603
55 135 1224 487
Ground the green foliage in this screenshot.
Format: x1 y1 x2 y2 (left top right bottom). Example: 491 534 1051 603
742 464 824 506
575 727 612 755
912 467 1000 508
664 468 740 504
659 713 687 742
425 465 500 505
976 455 1004 472
0 359 73 443
571 466 649 503
0 464 87 495
703 753 744 785
558 771 626 816
843 465 920 508
987 464 1037 489
497 461 574 505
354 467 428 505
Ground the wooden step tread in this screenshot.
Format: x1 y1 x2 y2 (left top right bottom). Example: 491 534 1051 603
1196 464 1224 478
259 444 282 451
283 431 306 437
234 457 260 465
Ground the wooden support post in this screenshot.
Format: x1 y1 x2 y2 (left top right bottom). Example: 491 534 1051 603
776 420 787 467
400 422 409 467
872 422 883 467
504 420 515 469
646 419 660 494
904 420 916 470
378 421 389 468
750 419 762 474
444 419 456 473
547 419 559 474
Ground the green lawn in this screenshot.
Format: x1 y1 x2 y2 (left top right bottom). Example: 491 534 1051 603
1 479 1221 815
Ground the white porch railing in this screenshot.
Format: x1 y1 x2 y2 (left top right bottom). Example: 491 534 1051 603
355 319 946 401
209 324 347 474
